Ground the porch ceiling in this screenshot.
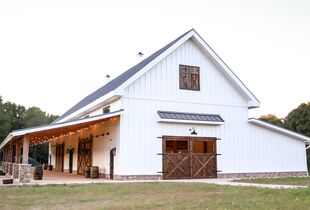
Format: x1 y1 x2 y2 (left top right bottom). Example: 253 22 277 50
0 109 124 149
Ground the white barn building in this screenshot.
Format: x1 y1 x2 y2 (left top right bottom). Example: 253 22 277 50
1 29 309 180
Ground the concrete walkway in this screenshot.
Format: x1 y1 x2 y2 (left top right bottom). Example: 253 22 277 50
0 171 307 189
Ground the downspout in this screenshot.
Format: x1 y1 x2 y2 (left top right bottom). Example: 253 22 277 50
306 144 310 176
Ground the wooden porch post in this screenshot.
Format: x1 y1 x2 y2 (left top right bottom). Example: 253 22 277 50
3 147 6 162
8 145 13 162
5 147 7 162
22 136 29 164
16 143 21 163
7 146 10 162
5 147 8 162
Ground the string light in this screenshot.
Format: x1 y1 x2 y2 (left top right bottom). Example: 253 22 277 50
28 123 112 146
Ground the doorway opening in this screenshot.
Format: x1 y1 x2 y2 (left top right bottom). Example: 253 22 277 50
110 148 116 179
55 143 64 172
69 149 74 173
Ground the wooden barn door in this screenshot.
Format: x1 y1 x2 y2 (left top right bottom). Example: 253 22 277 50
163 136 217 179
191 139 217 178
55 143 64 172
77 138 92 175
163 137 190 179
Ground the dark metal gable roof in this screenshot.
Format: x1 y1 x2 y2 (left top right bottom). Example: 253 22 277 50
158 111 224 122
55 29 194 123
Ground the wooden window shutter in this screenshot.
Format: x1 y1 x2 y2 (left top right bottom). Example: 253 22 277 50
179 65 190 89
179 65 200 91
190 67 200 90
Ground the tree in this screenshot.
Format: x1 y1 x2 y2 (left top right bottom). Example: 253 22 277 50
2 101 26 131
0 97 11 141
283 102 310 172
259 114 283 127
23 107 50 127
0 97 58 163
284 103 310 137
23 107 59 163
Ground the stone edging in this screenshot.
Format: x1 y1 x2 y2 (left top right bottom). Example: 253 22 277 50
218 171 308 178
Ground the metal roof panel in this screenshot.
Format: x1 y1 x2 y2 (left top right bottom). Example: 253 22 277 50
157 111 224 122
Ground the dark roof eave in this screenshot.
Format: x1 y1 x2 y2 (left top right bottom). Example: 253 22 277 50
54 29 194 123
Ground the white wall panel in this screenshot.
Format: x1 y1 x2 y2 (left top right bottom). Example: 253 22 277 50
88 99 121 117
49 118 120 175
63 134 78 172
118 98 307 175
92 119 120 175
124 39 248 108
116 38 307 176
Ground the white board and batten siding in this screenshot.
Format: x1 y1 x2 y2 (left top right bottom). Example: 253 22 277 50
48 99 122 175
117 38 308 176
92 119 120 176
86 99 121 117
245 123 307 172
49 118 120 175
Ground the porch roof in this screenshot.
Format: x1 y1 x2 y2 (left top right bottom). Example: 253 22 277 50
0 109 124 149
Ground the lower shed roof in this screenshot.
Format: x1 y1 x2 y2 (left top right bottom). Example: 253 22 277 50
0 109 124 149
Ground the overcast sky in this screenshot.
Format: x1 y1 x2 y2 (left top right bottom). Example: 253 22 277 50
0 0 309 118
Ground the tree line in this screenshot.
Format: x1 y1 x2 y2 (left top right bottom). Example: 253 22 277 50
259 102 310 171
0 96 58 163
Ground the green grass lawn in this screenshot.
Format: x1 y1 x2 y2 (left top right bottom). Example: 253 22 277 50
233 176 310 187
1 183 310 210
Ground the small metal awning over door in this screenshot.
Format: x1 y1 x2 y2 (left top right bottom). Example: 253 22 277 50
157 111 224 125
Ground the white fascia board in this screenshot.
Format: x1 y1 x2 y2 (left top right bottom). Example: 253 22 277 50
57 91 118 123
114 30 260 108
158 119 224 125
114 31 196 95
191 34 260 108
248 100 260 109
248 119 310 142
0 110 124 150
14 110 124 136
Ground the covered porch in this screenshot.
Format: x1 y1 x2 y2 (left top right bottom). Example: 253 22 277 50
0 170 112 185
0 110 123 183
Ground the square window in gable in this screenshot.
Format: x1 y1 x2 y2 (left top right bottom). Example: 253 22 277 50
179 64 200 91
103 106 111 114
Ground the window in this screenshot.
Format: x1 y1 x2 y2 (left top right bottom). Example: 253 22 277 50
179 64 200 91
192 140 215 153
103 106 110 114
165 140 189 153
